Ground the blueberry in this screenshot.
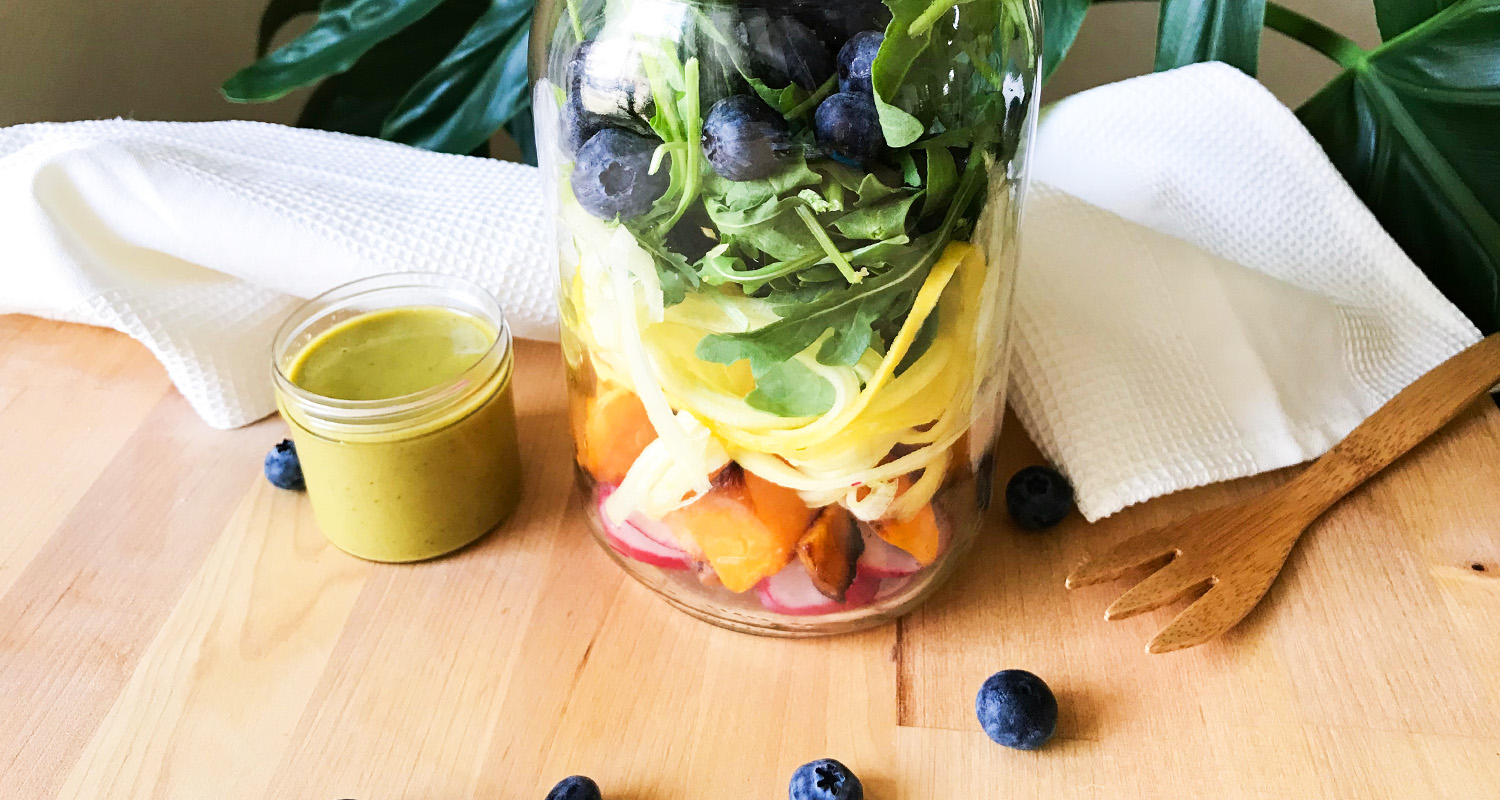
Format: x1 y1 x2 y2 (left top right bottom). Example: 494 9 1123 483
734 13 834 91
564 40 654 151
976 669 1058 750
788 759 863 800
813 92 882 166
544 775 602 800
1005 465 1074 530
570 128 669 221
702 95 793 181
264 439 305 491
837 32 883 95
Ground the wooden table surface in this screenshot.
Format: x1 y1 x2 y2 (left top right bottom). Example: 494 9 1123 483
3 313 1499 799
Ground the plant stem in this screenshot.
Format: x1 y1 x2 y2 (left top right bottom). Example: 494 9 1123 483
1262 2 1365 69
788 75 838 119
796 206 861 284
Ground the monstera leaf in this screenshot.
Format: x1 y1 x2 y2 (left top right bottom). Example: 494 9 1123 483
1294 0 1500 333
380 0 532 155
1041 0 1091 80
1155 0 1266 75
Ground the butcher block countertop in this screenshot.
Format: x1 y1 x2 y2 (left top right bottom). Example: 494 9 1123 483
3 313 1499 799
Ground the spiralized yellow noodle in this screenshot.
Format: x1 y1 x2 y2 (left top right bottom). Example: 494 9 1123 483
568 190 992 522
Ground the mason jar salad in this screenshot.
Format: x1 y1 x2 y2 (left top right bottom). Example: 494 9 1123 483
534 0 1040 633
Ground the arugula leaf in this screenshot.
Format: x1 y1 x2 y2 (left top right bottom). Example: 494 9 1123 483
702 157 823 210
705 194 821 260
698 151 988 372
894 306 940 375
832 193 921 240
745 359 837 416
870 0 1004 146
1155 0 1266 75
921 146 957 217
1289 0 1500 333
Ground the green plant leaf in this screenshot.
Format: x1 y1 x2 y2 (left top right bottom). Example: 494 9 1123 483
1296 0 1500 333
380 0 533 154
831 193 921 240
223 0 449 103
1041 0 1090 80
1155 0 1266 75
745 359 836 417
921 145 956 217
257 0 323 56
291 0 489 137
1374 0 1458 40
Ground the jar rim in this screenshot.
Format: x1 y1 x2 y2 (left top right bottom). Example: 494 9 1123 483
271 273 513 432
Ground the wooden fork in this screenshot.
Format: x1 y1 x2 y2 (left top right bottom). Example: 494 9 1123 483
1066 333 1500 654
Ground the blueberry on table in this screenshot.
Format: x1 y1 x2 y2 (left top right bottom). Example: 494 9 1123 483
545 775 602 800
1005 465 1074 530
789 758 863 800
976 669 1058 750
702 94 793 181
814 92 883 166
837 31 884 95
570 128 670 221
263 439 304 491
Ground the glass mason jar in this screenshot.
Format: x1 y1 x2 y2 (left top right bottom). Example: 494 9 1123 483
273 274 523 563
532 0 1040 634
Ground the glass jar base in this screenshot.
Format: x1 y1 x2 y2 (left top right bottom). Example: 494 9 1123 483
584 493 976 638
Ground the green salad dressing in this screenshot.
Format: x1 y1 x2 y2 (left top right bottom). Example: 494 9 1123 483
289 307 495 400
279 305 521 563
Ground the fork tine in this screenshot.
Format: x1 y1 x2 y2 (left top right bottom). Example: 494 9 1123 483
1103 560 1214 620
1145 577 1266 654
1066 529 1179 589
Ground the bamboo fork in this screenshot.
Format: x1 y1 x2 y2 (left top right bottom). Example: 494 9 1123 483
1066 333 1500 654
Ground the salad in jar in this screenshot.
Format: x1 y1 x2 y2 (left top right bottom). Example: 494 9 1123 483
535 0 1039 633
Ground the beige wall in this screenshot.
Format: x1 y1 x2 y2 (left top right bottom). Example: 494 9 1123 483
0 0 1378 129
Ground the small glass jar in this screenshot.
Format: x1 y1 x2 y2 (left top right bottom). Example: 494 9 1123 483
272 274 522 562
533 0 1040 634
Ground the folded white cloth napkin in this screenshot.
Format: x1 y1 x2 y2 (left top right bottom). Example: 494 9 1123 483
1010 62 1479 519
0 62 1479 518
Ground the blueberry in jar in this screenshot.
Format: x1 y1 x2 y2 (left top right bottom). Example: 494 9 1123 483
566 40 654 137
1005 465 1074 530
976 669 1058 750
702 94 793 181
570 128 670 221
734 12 834 91
836 31 883 95
814 92 882 166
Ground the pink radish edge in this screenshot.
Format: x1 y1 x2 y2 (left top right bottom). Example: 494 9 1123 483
595 486 693 570
755 562 881 616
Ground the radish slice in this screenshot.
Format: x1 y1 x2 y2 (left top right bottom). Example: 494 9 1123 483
755 563 880 616
596 487 692 570
857 523 923 578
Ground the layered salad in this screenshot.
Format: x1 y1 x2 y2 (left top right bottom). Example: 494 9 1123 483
539 0 1034 625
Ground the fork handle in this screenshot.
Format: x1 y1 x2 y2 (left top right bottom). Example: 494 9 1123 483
1299 333 1500 508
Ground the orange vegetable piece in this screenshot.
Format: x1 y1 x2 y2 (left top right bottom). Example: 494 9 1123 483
796 505 863 602
577 383 656 484
664 466 816 592
868 476 944 566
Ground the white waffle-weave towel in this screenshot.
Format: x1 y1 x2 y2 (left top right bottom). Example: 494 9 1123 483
0 63 1481 518
1011 63 1479 519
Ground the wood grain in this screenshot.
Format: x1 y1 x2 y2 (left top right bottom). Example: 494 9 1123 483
2 315 1498 799
1066 333 1500 653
